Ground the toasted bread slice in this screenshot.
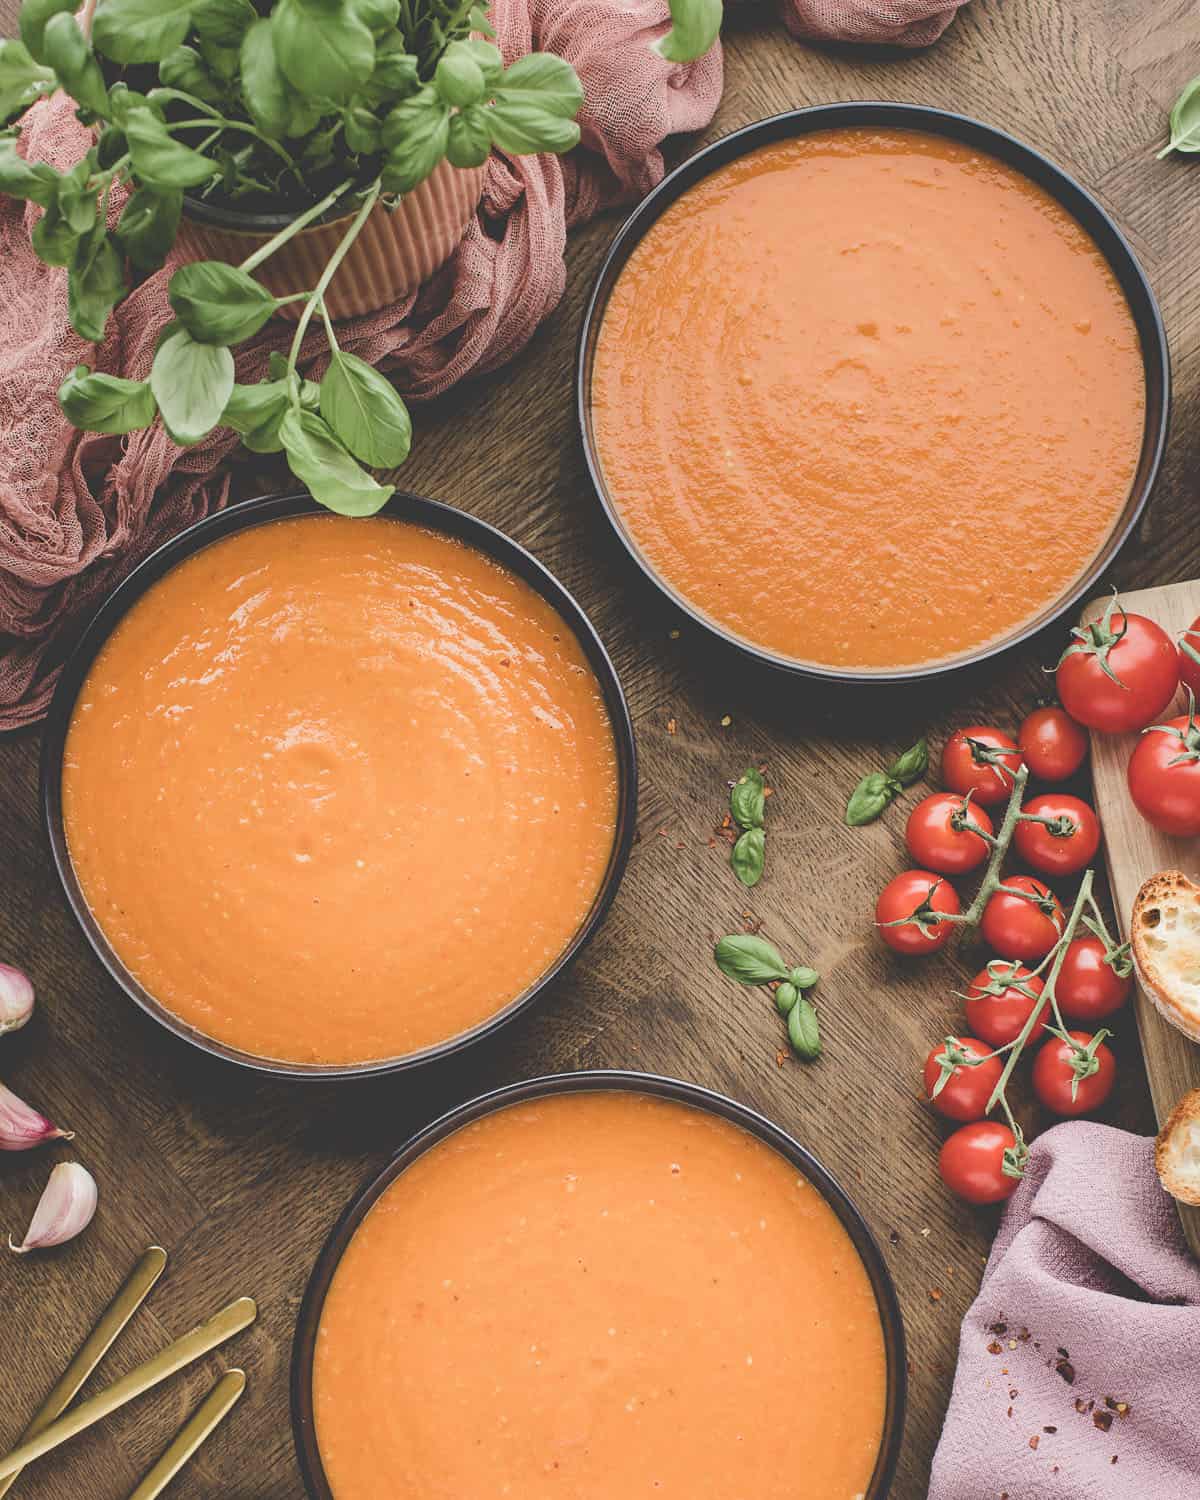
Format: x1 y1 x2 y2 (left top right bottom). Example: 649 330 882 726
1130 872 1200 1044
1156 1089 1200 1206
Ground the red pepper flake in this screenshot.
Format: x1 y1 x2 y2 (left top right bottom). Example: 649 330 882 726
667 717 677 736
1006 1406 1013 1418
1111 1456 1119 1465
1093 1410 1114 1433
928 1288 943 1303
1009 1389 1019 1400
987 1341 1003 1356
1029 1435 1040 1451
1104 1396 1131 1419
775 1049 786 1069
1074 1399 1088 1414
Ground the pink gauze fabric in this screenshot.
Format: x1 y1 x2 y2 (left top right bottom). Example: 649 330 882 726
930 1122 1200 1500
0 0 968 730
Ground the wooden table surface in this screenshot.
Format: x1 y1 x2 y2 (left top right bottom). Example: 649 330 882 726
1 3 1197 1496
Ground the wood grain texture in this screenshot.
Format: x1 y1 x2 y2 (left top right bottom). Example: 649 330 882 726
1085 581 1200 1256
0 3 1194 1497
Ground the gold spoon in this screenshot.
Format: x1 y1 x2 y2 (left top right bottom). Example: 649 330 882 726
126 1369 246 1500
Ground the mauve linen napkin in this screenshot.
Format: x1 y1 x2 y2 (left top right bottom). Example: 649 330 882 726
929 1122 1200 1499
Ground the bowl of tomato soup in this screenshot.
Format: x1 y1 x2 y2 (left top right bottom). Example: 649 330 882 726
579 103 1169 682
293 1071 906 1500
42 493 636 1077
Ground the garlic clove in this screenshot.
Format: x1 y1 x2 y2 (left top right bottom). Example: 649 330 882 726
9 1162 97 1254
0 963 34 1036
0 1081 73 1151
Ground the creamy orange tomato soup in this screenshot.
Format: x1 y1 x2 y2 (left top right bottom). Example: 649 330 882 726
591 128 1146 670
314 1091 887 1499
63 516 618 1065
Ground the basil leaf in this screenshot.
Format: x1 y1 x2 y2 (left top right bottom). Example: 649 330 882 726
350 0 399 31
108 83 161 128
126 106 220 189
786 997 821 1061
435 45 485 109
381 89 449 193
0 131 58 205
92 0 196 65
273 0 375 102
487 97 579 157
714 934 789 986
114 185 181 269
196 36 240 81
0 38 56 123
59 364 156 434
32 161 95 266
789 965 819 990
1162 75 1200 157
468 5 496 39
96 126 128 170
844 770 894 827
169 260 277 343
885 736 928 787
459 39 502 88
773 980 797 1017
654 0 722 63
18 0 76 64
239 18 290 138
41 14 110 119
343 100 381 154
150 323 235 445
279 407 394 516
730 767 765 830
320 351 412 468
497 53 582 119
446 106 490 169
730 827 764 888
192 0 255 48
67 221 125 342
365 36 419 105
221 379 291 452
159 44 225 106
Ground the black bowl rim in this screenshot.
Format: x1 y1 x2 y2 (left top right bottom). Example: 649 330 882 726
576 100 1172 686
39 491 638 1081
289 1068 908 1500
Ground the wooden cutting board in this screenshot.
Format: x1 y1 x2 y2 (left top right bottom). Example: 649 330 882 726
1085 581 1200 1257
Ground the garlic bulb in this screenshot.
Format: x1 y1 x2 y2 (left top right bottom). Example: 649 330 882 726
0 1082 73 1151
0 964 33 1036
9 1162 97 1253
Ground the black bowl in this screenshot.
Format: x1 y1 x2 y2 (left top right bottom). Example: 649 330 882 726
290 1069 907 1498
577 101 1171 686
40 492 638 1080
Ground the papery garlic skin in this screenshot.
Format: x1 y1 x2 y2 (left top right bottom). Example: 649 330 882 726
9 1162 97 1253
0 964 34 1036
0 1081 73 1151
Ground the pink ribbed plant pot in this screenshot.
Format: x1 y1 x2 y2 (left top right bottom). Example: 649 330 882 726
176 159 487 320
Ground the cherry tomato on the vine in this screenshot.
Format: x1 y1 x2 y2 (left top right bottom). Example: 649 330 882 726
905 793 994 876
1056 935 1131 1024
1056 599 1178 733
1178 617 1200 700
979 875 1065 962
875 870 961 955
963 960 1050 1047
923 1037 1002 1122
1012 793 1101 877
1032 1030 1116 1117
940 727 1024 807
938 1121 1022 1204
1017 705 1088 782
1127 709 1200 837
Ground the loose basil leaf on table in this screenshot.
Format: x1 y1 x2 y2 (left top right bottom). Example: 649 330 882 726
0 39 56 123
168 260 277 344
272 0 375 102
887 736 929 785
730 767 765 830
845 771 892 828
92 0 197 65
730 826 765 888
1161 75 1200 157
653 0 723 63
67 220 126 343
713 934 789 985
125 107 222 190
279 408 394 517
114 186 182 270
320 351 412 469
41 14 110 119
151 323 236 445
59 365 157 435
786 997 821 1061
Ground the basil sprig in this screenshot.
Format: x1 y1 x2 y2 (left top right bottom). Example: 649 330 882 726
714 934 821 1061
6 0 591 512
844 737 928 827
1160 75 1200 158
729 766 767 887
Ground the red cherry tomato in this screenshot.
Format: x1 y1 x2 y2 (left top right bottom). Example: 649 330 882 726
1012 793 1101 877
938 1121 1022 1204
905 794 994 875
1056 936 1131 1024
1127 711 1200 837
1056 600 1178 733
980 875 1065 962
963 960 1050 1047
1178 617 1200 699
1017 705 1089 782
875 871 961 955
923 1037 1002 1122
940 727 1024 807
1032 1030 1116 1117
